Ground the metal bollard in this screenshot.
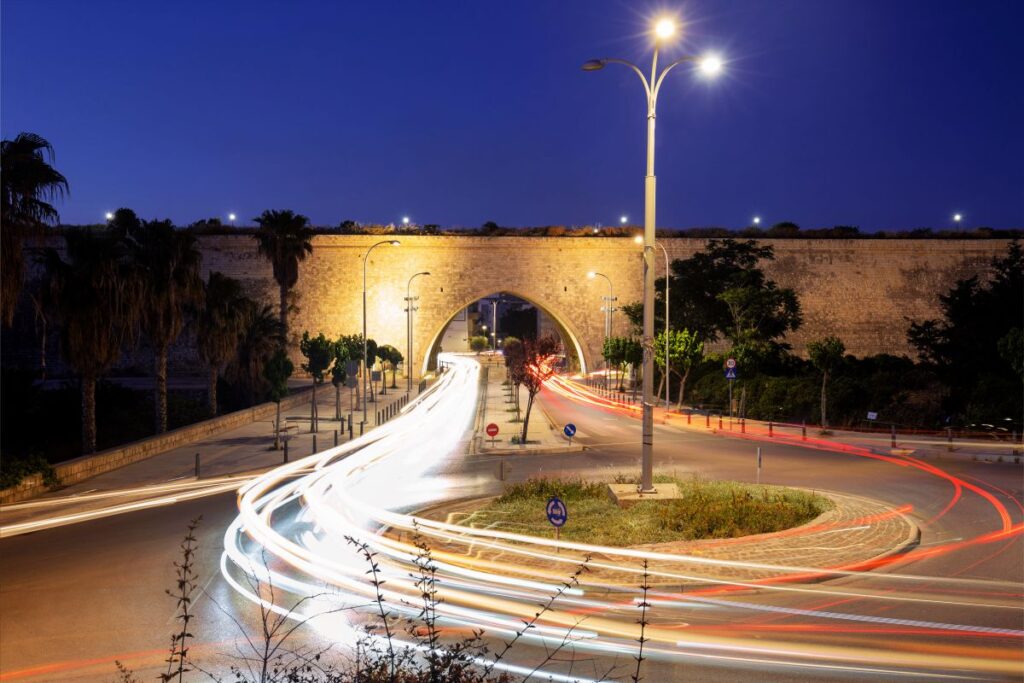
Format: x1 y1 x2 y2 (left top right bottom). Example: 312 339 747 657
768 420 773 437
687 411 691 425
284 440 289 463
195 452 200 478
360 422 365 435
718 414 723 430
334 429 339 447
947 427 953 452
891 425 897 449
802 420 807 441
312 433 317 453
706 413 710 428
741 419 745 434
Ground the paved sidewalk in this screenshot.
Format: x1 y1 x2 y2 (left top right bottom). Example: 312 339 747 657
473 357 582 455
0 382 418 507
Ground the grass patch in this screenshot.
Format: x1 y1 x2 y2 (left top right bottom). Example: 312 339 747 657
459 476 832 546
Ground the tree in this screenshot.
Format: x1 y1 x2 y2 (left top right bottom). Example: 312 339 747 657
621 337 643 398
1 132 68 326
654 329 705 408
252 210 314 341
469 336 488 353
503 337 524 418
718 283 802 368
908 241 1024 420
364 337 379 403
127 217 205 433
300 332 334 433
378 345 403 389
509 335 561 442
263 349 293 451
602 336 625 390
227 301 285 406
622 239 779 344
332 334 361 420
39 229 143 453
807 336 846 429
195 272 248 418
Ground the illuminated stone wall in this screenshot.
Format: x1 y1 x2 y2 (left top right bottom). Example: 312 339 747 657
196 234 1012 377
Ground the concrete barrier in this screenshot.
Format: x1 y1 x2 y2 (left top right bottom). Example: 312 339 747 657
0 388 313 505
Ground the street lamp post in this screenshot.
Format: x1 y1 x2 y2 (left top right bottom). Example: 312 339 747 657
405 271 430 392
635 236 671 410
585 19 722 492
362 240 400 425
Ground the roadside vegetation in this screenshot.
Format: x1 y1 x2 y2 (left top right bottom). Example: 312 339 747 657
458 476 832 546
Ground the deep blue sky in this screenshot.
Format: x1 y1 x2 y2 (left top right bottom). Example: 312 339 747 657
3 1 1022 230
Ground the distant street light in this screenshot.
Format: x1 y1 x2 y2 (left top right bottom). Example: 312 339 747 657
405 271 430 392
584 17 723 493
105 212 114 221
362 239 400 424
752 216 761 226
953 213 963 227
402 216 410 226
228 213 237 224
587 271 616 386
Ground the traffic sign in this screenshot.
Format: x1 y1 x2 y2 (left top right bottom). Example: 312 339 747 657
546 496 567 528
485 423 499 438
563 423 577 438
726 358 737 369
866 411 878 421
724 367 737 380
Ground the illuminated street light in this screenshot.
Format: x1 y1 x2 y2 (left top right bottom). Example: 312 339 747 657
953 213 963 226
402 216 410 226
105 211 114 221
620 215 628 224
584 20 723 493
404 271 430 392
587 271 616 386
753 216 761 226
362 239 401 425
228 212 237 223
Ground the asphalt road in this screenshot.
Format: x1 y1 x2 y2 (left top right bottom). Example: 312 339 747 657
1 377 1021 682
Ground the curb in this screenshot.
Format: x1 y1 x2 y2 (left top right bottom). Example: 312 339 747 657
473 444 586 457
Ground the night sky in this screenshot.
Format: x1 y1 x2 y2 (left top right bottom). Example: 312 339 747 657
3 1 1022 230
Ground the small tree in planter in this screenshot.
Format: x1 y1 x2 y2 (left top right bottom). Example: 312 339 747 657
332 334 360 420
263 348 293 450
378 344 403 389
510 335 561 443
807 335 845 430
364 337 378 403
299 331 334 433
469 335 489 353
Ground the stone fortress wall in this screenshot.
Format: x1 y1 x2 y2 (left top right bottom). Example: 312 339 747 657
195 235 1011 377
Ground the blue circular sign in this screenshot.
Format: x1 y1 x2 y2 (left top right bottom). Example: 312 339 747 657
546 496 568 528
563 423 577 438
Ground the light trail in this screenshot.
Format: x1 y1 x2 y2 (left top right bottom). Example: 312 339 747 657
219 356 1023 680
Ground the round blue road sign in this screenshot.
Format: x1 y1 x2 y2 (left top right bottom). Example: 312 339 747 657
563 423 577 438
546 496 568 527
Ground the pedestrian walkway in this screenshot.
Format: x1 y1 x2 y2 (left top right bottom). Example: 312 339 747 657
473 357 581 455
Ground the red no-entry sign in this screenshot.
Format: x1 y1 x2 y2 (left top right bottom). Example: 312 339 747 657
486 423 499 438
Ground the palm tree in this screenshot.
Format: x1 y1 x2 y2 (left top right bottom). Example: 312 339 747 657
1 132 69 326
127 219 205 433
40 229 143 453
252 210 314 342
196 272 247 417
227 300 286 405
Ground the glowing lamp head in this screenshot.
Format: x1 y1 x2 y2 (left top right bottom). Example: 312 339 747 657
104 211 114 221
402 216 410 225
228 213 237 222
634 235 643 244
753 216 761 225
953 213 962 222
587 271 597 279
698 54 723 78
654 18 676 40
620 215 628 224
389 240 401 246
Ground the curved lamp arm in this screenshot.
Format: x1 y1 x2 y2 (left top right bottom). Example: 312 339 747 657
583 58 652 101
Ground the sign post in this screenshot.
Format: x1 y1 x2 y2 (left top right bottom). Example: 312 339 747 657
485 422 499 446
724 358 738 420
756 446 762 485
563 423 577 446
546 496 568 547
